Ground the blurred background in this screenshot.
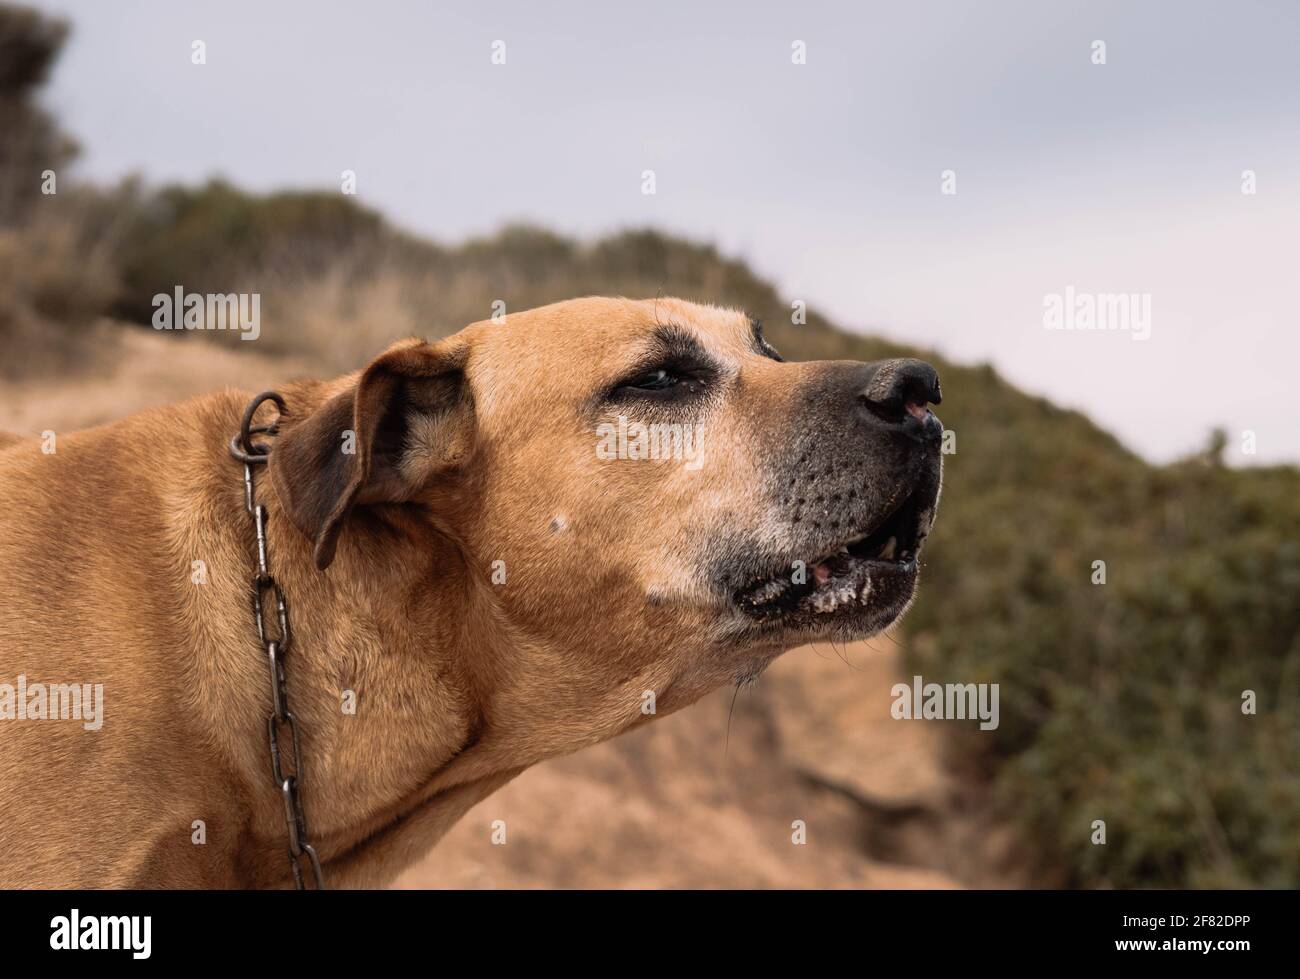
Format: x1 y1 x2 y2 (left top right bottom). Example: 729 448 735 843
1 1 1297 888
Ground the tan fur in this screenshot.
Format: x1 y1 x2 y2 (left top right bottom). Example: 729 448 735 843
0 297 938 888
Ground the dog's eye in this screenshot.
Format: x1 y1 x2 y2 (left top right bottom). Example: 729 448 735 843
627 369 680 392
608 355 717 403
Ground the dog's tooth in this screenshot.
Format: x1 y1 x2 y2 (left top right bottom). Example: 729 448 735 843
879 536 897 560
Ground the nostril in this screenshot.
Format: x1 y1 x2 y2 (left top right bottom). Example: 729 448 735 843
892 362 941 409
860 394 907 425
860 359 942 424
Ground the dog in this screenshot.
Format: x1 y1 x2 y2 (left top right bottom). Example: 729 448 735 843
0 297 942 888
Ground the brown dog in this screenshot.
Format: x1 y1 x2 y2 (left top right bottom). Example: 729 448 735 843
0 297 942 888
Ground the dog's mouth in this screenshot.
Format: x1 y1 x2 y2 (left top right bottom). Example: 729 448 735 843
731 482 935 626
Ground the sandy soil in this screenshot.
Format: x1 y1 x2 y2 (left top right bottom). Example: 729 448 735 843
0 325 313 436
393 637 965 889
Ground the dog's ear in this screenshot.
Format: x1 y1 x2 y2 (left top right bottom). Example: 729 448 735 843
268 338 474 570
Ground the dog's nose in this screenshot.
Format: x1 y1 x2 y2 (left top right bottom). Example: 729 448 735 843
858 358 943 438
862 358 942 410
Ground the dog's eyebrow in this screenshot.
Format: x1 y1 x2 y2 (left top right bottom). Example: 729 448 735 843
588 323 721 412
748 316 784 362
651 323 707 360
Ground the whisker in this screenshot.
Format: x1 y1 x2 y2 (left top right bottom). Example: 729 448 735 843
723 681 742 759
832 637 867 671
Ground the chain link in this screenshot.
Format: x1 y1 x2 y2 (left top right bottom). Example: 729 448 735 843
230 392 326 890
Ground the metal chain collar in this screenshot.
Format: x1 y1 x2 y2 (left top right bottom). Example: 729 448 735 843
230 391 326 890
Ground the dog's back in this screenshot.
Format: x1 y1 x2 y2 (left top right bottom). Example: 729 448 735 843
0 396 261 887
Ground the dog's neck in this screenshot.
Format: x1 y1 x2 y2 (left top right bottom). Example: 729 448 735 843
209 444 518 886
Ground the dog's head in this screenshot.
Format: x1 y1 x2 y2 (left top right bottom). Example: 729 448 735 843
270 297 941 746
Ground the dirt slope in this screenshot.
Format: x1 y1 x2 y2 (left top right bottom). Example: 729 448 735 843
394 637 963 889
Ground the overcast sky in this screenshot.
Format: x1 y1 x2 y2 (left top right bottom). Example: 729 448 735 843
34 0 1300 464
